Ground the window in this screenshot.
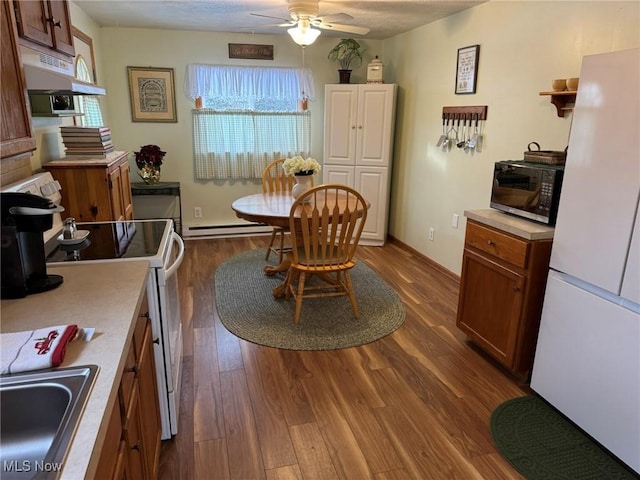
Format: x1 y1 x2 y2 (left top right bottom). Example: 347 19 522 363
75 55 104 127
186 64 315 180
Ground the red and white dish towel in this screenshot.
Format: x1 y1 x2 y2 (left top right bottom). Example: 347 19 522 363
1 324 78 374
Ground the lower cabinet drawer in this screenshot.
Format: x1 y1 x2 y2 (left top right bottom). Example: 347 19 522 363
465 221 529 268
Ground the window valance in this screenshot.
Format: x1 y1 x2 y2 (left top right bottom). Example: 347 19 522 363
184 64 315 107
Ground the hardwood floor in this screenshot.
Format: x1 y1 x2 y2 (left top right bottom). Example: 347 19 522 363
159 236 529 479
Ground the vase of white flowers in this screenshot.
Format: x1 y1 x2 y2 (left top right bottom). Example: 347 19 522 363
282 156 321 200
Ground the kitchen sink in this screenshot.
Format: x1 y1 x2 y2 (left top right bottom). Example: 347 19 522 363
0 365 98 479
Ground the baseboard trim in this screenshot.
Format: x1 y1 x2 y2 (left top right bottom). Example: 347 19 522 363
183 223 272 239
387 235 460 284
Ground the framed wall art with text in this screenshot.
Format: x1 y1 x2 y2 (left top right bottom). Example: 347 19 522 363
127 66 177 122
455 45 480 95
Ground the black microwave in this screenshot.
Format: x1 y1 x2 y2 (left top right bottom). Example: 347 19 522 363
490 160 565 225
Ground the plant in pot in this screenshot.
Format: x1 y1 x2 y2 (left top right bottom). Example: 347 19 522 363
328 38 364 84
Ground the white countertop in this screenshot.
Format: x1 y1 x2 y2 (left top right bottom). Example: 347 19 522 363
0 261 149 479
464 209 555 240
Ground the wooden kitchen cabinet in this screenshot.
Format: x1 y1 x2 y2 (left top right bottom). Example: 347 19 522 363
456 218 553 378
133 299 162 479
13 0 75 57
44 151 134 222
95 292 161 480
1 1 35 162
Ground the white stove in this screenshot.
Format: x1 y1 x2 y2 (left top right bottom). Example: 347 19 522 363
1 172 64 251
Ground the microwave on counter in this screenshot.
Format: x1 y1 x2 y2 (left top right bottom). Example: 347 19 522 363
490 160 565 225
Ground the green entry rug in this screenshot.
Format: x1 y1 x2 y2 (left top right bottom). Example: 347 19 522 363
491 395 638 480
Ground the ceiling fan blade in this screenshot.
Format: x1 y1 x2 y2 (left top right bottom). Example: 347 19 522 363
250 13 294 24
317 22 370 35
315 13 353 24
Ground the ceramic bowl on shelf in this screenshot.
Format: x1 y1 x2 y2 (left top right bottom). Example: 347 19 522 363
566 77 579 91
552 79 567 92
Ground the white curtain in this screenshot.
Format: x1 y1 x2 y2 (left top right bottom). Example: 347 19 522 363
187 63 315 180
185 64 315 109
193 110 311 180
75 56 104 127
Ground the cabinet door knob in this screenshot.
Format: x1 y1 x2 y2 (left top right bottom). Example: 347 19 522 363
513 286 520 292
131 441 141 451
358 125 363 129
487 240 494 246
351 125 356 129
126 364 139 374
48 17 62 28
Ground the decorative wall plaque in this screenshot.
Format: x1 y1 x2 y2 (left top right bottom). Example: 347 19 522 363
228 43 274 60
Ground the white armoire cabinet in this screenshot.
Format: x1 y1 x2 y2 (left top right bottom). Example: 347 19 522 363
323 84 397 246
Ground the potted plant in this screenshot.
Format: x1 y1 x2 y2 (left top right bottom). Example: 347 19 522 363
328 38 365 84
135 144 166 184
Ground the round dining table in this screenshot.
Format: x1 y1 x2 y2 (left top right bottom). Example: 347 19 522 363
232 191 300 297
231 191 295 230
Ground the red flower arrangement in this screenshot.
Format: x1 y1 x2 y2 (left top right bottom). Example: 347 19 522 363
134 145 166 169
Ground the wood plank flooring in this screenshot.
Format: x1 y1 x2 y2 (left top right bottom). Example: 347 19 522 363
158 236 529 479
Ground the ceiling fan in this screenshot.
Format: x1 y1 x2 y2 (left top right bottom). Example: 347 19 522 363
250 0 370 46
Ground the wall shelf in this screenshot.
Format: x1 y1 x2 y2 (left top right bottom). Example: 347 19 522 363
539 91 577 117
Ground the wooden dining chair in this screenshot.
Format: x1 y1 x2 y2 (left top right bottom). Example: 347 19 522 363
286 184 368 324
261 158 313 263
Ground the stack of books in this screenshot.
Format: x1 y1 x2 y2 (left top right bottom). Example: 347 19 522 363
61 126 114 157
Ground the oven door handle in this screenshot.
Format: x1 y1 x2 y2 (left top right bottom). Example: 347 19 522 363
163 232 185 282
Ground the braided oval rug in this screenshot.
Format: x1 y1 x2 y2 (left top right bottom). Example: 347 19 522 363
215 248 405 350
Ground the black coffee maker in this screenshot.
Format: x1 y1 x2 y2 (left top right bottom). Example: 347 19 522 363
1 192 65 299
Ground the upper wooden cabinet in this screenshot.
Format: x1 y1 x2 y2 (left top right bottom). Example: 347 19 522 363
1 1 35 160
13 0 75 57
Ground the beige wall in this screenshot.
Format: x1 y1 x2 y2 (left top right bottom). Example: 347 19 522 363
382 0 640 275
34 1 639 276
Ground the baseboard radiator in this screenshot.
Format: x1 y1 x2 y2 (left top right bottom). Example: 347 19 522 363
183 223 272 239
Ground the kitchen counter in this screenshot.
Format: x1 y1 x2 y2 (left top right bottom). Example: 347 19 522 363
0 261 149 479
464 209 555 240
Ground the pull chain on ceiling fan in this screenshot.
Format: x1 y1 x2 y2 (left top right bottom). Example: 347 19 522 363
250 0 370 47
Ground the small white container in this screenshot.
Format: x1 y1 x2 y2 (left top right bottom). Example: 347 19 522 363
367 56 384 83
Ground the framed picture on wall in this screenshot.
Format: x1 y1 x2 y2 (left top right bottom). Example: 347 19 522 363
455 44 480 94
127 66 177 122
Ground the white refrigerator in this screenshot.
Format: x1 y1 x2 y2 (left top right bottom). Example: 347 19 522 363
530 48 640 473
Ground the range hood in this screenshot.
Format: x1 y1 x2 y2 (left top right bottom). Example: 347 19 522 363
20 46 106 96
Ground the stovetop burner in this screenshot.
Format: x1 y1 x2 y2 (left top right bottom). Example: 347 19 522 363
46 220 168 263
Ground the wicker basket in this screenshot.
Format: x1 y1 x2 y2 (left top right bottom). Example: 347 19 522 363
523 142 567 165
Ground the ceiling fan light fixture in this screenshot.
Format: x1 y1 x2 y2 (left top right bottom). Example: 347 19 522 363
288 24 321 46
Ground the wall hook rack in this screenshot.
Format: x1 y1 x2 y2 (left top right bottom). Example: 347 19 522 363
442 105 487 121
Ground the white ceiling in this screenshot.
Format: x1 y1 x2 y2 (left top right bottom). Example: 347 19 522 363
73 0 485 40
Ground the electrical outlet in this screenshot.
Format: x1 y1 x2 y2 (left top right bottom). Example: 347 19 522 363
429 227 435 241
452 213 459 229
194 207 202 218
